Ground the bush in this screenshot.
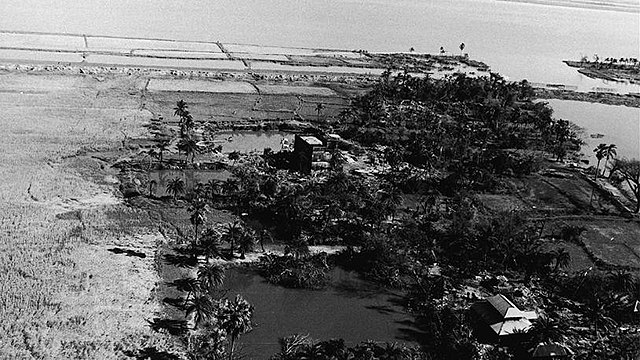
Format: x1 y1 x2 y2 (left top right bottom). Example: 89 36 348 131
257 253 330 289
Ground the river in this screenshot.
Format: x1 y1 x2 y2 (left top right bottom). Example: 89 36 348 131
546 99 640 163
1 0 638 92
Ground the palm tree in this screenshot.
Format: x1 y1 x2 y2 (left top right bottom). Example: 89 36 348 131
585 296 617 338
171 277 202 306
184 292 214 329
166 177 186 200
189 199 209 245
199 228 222 262
215 295 254 360
148 179 157 197
174 100 195 138
552 248 571 273
198 263 225 293
222 221 243 258
237 229 255 259
207 179 223 200
609 270 636 293
615 159 640 212
529 314 567 344
602 144 617 177
594 143 608 179
222 178 240 196
174 99 189 118
228 151 241 165
315 103 324 120
459 42 465 55
179 137 201 164
155 138 177 165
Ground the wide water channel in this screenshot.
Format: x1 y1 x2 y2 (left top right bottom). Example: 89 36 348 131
1 0 638 92
545 100 640 164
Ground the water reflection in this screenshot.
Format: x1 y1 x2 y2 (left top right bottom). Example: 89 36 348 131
223 267 414 358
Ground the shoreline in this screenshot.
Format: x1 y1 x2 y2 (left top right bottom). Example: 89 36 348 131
497 0 640 13
564 59 640 85
2 60 638 109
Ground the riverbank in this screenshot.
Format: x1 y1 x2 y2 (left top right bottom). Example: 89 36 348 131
564 59 640 84
534 88 640 107
499 0 640 13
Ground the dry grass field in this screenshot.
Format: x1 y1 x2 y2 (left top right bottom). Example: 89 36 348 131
0 72 177 358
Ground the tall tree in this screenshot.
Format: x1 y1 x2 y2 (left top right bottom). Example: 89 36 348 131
594 143 607 180
155 138 177 165
552 248 571 273
615 159 640 212
185 292 214 329
179 137 202 164
237 229 255 259
315 103 324 119
215 295 254 360
189 199 209 245
222 221 243 258
174 100 195 138
166 177 186 200
198 263 225 293
602 143 617 177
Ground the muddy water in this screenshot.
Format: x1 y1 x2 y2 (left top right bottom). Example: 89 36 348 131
546 100 640 164
223 267 416 358
0 0 638 92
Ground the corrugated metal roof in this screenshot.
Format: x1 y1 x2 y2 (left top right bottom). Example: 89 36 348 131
471 294 534 336
299 136 323 146
487 294 524 318
489 318 532 336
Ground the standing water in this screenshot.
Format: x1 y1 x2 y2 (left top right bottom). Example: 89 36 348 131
0 0 638 91
545 100 640 164
223 267 415 358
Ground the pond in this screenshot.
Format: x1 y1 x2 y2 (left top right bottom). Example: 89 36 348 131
217 131 295 154
223 267 417 358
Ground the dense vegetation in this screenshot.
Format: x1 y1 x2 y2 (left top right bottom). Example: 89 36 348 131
139 72 639 359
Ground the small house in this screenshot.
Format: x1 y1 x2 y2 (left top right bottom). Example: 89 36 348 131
293 134 331 173
469 294 537 342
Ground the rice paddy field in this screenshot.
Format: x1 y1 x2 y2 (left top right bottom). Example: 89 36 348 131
0 30 391 75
